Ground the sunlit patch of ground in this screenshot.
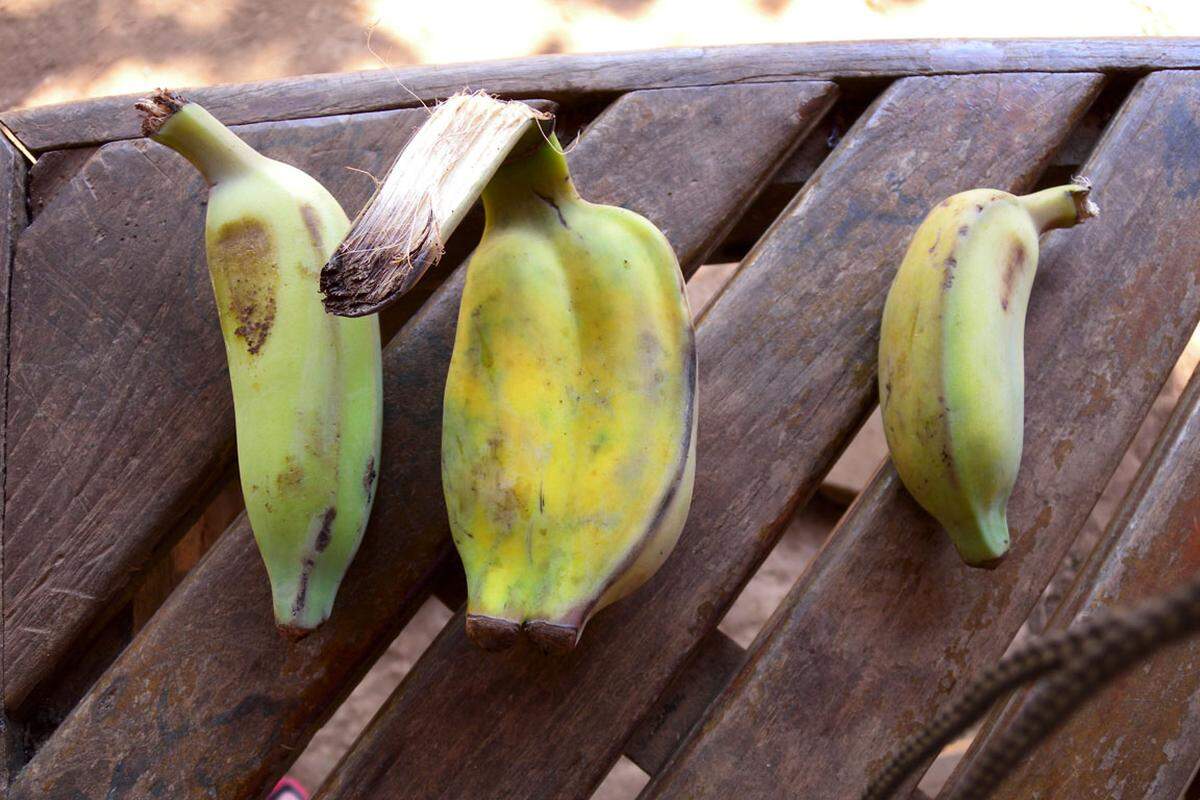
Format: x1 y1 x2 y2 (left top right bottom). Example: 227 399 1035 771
2 0 1199 110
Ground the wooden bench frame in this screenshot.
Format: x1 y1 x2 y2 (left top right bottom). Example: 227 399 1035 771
3 38 1200 799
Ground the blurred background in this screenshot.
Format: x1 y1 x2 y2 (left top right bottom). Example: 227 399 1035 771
4 2 1199 798
3 0 1200 112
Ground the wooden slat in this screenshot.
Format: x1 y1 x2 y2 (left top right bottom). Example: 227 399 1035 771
0 136 27 787
938 361 1200 797
15 605 132 754
643 70 1200 800
9 81 836 800
314 73 1103 800
4 39 1199 152
2 107 439 711
24 148 94 221
624 629 745 776
428 565 749 777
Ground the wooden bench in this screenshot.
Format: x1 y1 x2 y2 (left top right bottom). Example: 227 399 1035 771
3 38 1200 799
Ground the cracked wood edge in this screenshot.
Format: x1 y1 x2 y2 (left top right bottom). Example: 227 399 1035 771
0 133 26 786
4 38 1200 151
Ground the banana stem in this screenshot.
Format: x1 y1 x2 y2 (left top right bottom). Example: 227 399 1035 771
135 90 263 185
1017 178 1098 233
481 134 579 224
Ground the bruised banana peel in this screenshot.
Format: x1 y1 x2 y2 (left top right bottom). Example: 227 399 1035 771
442 136 696 653
878 181 1096 567
137 91 382 634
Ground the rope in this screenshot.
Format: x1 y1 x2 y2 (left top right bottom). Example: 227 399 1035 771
862 572 1200 800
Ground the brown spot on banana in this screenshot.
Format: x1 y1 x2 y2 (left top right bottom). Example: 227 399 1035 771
276 456 304 490
363 457 377 498
300 204 324 254
210 219 277 355
279 556 318 639
942 256 957 290
314 507 337 552
1001 242 1027 312
534 191 569 228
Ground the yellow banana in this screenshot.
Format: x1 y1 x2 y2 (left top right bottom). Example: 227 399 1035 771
442 136 696 653
878 182 1096 567
137 91 382 634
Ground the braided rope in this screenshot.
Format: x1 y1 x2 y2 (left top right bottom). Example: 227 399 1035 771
861 573 1200 800
946 576 1200 799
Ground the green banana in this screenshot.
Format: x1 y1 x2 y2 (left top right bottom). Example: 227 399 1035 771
137 91 382 634
878 182 1096 567
442 136 696 653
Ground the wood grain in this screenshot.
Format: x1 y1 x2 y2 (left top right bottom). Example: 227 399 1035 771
3 39 1197 152
624 629 745 776
313 73 1102 800
3 107 433 711
939 353 1200 798
130 469 242 631
9 81 836 800
643 70 1200 800
0 136 27 788
24 148 95 222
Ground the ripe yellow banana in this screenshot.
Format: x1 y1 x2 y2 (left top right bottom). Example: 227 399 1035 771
878 182 1096 567
137 91 382 634
442 135 696 653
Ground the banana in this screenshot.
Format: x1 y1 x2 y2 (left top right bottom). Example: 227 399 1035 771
442 136 696 653
878 182 1096 567
137 91 382 634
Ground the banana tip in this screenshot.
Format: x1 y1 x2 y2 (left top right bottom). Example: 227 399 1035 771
966 552 1009 571
277 623 316 642
466 614 521 651
464 614 582 654
524 620 580 655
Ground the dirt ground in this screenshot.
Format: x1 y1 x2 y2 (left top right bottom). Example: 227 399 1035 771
4 2 1200 798
2 1 1195 112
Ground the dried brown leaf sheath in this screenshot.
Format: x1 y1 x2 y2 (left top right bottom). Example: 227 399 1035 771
320 93 554 316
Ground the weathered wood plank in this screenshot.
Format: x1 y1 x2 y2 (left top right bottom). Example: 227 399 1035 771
4 39 1198 152
10 81 836 800
2 107 435 711
624 629 745 776
13 605 132 760
313 73 1102 800
642 70 1200 800
429 572 748 780
24 148 94 222
939 364 1200 798
0 135 27 788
